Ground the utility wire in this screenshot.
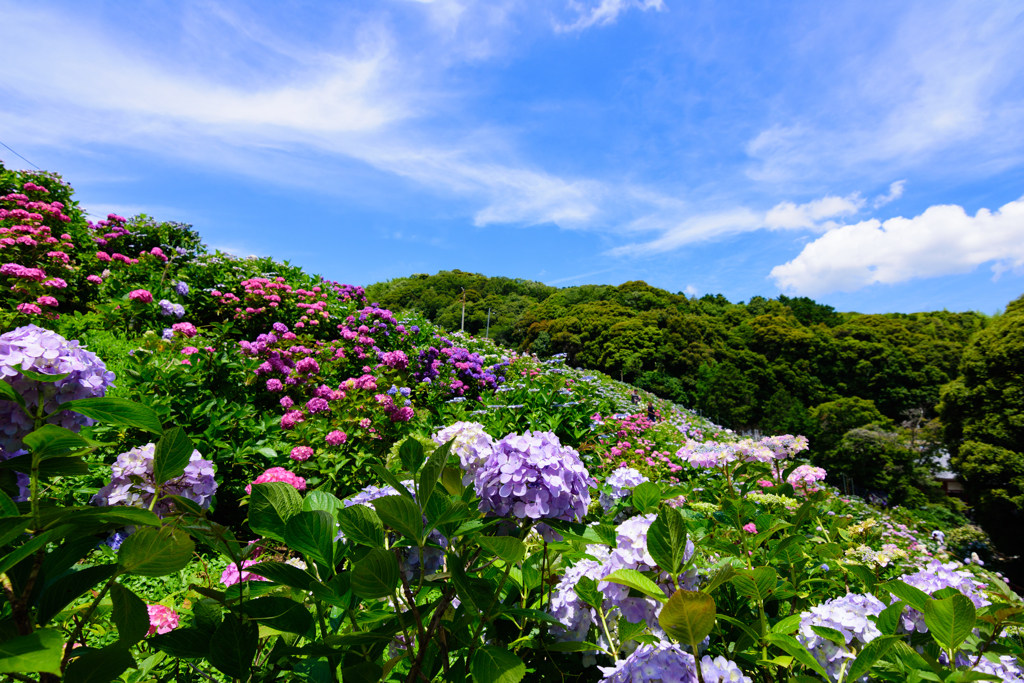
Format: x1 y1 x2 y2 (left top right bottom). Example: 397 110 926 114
0 140 41 170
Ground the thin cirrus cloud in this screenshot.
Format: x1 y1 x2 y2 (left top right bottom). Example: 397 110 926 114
770 197 1024 296
554 0 666 33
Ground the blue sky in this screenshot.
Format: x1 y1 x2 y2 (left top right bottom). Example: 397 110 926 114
2 0 1023 314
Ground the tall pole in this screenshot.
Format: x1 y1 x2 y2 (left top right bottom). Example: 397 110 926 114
485 308 491 338
460 288 465 332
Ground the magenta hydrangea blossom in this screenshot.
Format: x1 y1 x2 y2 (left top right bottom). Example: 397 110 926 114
146 605 179 635
474 430 592 522
290 446 314 462
326 430 347 446
128 289 153 303
0 325 116 452
246 467 306 494
220 558 270 586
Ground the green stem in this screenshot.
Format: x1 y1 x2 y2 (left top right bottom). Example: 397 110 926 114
596 605 618 661
62 573 119 670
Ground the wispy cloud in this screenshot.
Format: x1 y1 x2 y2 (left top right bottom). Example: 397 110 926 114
547 268 616 284
765 194 864 231
770 196 1024 295
554 0 665 33
873 180 906 208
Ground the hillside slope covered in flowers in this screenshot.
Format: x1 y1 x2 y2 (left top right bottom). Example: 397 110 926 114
1 162 1022 683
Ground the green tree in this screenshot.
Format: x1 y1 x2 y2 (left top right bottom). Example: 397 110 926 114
808 396 892 453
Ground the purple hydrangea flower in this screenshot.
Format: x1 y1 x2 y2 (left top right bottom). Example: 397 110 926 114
433 421 495 484
699 655 752 683
597 641 697 683
897 560 990 634
175 281 189 297
797 593 885 681
474 430 592 522
600 466 649 512
0 325 116 452
0 448 30 502
92 443 217 517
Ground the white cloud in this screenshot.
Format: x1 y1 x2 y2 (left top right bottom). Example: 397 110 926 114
684 284 698 297
770 196 1024 295
765 193 864 230
608 207 763 256
873 180 906 208
555 0 665 33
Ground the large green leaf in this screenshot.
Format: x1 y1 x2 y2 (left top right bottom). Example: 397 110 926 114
208 618 258 680
630 481 662 514
658 590 716 647
368 465 414 499
0 454 89 478
337 504 386 548
249 481 303 542
152 427 194 485
417 439 451 510
285 510 337 566
110 583 150 645
647 508 687 576
882 579 931 613
149 628 211 659
730 567 777 603
22 424 91 460
923 594 976 652
247 561 316 591
764 633 829 679
63 643 135 683
351 548 400 599
602 569 668 603
0 377 27 410
57 397 163 434
0 490 17 517
240 596 315 635
398 437 426 475
373 494 424 542
302 490 344 516
477 536 526 565
58 506 162 532
117 525 195 577
37 564 118 626
0 628 64 675
0 528 58 576
471 646 527 683
846 634 902 681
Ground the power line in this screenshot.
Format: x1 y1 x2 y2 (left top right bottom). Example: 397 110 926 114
0 140 41 170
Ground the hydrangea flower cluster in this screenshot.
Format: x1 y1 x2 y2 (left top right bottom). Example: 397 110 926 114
474 430 592 521
0 325 116 451
699 655 753 683
599 466 649 512
787 465 827 492
245 467 306 494
412 340 507 396
897 560 990 633
760 434 809 459
92 443 218 516
433 421 495 484
797 593 885 681
597 641 697 683
159 299 185 318
146 605 179 635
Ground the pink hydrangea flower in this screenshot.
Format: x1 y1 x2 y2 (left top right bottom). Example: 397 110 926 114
743 523 758 534
219 559 270 587
245 467 306 494
128 289 153 303
96 251 111 262
36 295 58 306
86 274 103 284
171 322 198 338
181 347 199 355
326 430 347 446
16 303 42 315
146 604 179 635
290 446 314 462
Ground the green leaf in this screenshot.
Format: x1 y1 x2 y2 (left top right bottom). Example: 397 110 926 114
574 576 603 609
110 583 150 645
0 377 27 410
302 490 344 516
658 589 716 647
181 519 241 562
57 397 163 434
882 580 931 613
164 495 203 516
0 628 64 675
117 525 195 576
542 641 603 652
809 626 846 647
418 439 450 510
771 614 802 634
701 565 737 594
846 634 902 681
17 366 70 383
441 466 466 496
22 424 91 459
618 615 647 642
351 548 400 599
471 646 526 683
477 536 526 565
876 600 906 635
149 628 211 659
337 504 386 548
647 508 687 576
764 633 829 679
0 528 58 576
285 510 337 566
368 464 414 499
373 494 424 542
208 618 258 680
342 662 385 683
192 598 223 633
399 437 426 475
240 596 315 635
0 454 89 478
152 427 194 485
37 564 118 626
60 506 162 531
0 516 31 547
63 643 135 683
730 567 778 603
603 568 668 603
249 481 303 542
0 490 17 517
923 593 976 652
717 613 764 645
247 561 315 591
630 481 662 514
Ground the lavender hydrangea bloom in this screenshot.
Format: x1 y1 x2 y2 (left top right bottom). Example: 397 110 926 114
600 466 649 512
175 281 189 297
0 448 31 501
549 548 612 642
162 328 174 340
700 655 752 683
92 443 218 517
0 325 116 451
898 560 990 634
474 430 592 522
797 593 885 682
598 641 698 683
433 421 495 484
